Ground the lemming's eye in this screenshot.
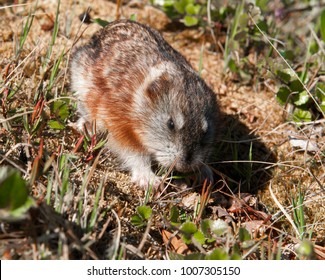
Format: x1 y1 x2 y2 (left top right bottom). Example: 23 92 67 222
167 118 175 130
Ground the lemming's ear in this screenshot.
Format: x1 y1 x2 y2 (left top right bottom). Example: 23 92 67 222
146 73 170 100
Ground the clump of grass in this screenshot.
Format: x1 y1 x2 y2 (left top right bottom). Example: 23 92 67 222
15 1 38 59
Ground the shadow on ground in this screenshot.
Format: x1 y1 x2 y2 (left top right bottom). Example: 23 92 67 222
212 113 276 194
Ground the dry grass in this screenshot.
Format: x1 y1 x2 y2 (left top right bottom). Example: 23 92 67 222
0 0 324 260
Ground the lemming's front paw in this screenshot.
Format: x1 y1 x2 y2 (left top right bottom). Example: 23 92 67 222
131 171 162 189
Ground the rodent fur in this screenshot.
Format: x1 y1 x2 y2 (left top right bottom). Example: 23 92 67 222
70 20 220 187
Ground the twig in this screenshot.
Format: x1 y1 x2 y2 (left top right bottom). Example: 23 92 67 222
269 181 300 237
137 217 152 255
111 209 121 260
206 0 217 47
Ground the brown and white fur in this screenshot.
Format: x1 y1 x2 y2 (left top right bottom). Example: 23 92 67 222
70 20 220 187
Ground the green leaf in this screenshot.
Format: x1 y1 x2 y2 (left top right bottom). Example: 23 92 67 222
293 91 310 106
193 230 205 245
9 197 35 218
320 9 325 42
276 86 291 105
160 0 174 7
183 15 198 26
180 221 197 234
228 58 238 73
0 167 28 210
0 167 35 220
308 41 319 55
169 205 180 225
52 100 69 120
130 214 144 227
182 235 192 244
181 221 197 244
256 20 268 33
256 0 269 12
210 219 229 236
48 120 65 130
93 18 110 27
201 219 211 237
292 108 312 122
201 219 215 242
205 248 229 260
230 253 242 260
238 13 248 27
239 227 251 242
279 68 296 81
297 240 315 259
282 50 295 61
276 70 292 83
131 204 152 227
93 139 107 151
129 14 137 21
174 1 186 14
185 3 200 15
289 79 304 92
137 205 152 220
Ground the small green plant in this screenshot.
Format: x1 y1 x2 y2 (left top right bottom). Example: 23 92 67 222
87 176 105 232
153 0 203 26
224 2 267 79
42 0 61 70
92 17 110 27
0 166 36 221
48 98 71 130
47 51 65 92
55 154 73 213
81 132 108 162
296 239 316 260
92 13 137 28
167 206 244 259
274 63 325 123
155 1 325 125
291 185 306 240
15 1 38 59
131 205 153 227
252 5 325 123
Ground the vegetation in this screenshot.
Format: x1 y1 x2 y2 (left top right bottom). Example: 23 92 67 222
0 0 324 260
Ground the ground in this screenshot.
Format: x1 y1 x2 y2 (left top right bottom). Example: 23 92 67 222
0 0 324 260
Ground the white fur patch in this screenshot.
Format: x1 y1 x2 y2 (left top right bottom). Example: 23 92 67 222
108 138 161 187
70 55 93 99
175 112 185 130
201 117 208 133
